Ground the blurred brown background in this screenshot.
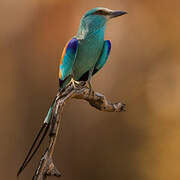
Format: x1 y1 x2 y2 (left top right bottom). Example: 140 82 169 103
1 0 180 179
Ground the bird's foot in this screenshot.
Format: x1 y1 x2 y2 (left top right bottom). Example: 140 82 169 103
69 78 80 89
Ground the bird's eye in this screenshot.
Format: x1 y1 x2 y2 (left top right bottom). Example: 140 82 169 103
93 10 109 16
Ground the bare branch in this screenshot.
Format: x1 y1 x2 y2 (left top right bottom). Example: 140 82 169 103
32 83 126 180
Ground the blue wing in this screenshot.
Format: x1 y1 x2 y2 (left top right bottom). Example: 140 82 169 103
93 40 111 75
59 38 78 83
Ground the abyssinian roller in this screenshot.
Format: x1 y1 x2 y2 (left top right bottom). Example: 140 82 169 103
17 7 127 176
59 7 127 89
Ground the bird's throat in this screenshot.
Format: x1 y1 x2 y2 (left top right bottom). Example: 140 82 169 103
77 25 106 39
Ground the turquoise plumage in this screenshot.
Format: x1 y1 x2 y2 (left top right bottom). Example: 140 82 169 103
92 40 111 75
59 7 127 89
17 7 127 176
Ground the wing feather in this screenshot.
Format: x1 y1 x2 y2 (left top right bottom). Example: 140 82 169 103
93 40 111 74
59 38 78 81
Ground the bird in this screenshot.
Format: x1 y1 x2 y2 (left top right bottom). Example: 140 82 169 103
59 7 127 90
17 7 127 176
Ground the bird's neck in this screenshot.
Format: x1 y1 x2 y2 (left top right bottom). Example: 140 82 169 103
77 23 106 39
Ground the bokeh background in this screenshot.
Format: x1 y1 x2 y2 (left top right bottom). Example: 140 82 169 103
1 0 180 179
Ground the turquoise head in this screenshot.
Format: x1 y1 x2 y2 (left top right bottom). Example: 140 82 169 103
78 7 127 36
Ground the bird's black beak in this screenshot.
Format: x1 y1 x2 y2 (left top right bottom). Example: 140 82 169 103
110 10 128 18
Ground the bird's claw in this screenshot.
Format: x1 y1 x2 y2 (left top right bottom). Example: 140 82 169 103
69 78 80 89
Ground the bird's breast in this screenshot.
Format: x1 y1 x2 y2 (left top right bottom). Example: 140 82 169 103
73 30 105 80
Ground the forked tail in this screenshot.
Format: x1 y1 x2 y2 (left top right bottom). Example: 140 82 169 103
17 97 57 176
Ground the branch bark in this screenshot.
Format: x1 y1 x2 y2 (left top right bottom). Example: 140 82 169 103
32 83 126 180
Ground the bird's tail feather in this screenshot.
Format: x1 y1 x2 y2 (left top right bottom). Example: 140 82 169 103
17 97 57 176
17 123 49 176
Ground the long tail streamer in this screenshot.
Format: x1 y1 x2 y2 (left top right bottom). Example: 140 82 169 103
17 97 57 176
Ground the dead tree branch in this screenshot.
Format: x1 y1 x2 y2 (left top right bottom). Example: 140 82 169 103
32 83 126 180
